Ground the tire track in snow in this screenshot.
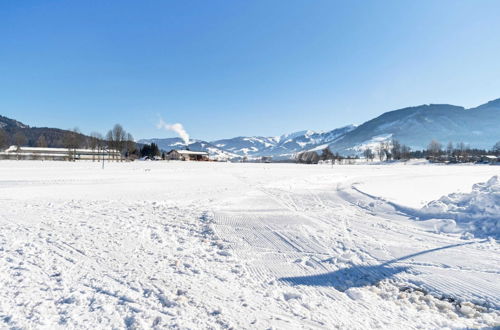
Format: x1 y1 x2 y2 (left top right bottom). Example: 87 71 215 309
213 171 500 328
333 182 500 308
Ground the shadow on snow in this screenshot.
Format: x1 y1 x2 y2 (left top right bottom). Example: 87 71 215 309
280 241 482 291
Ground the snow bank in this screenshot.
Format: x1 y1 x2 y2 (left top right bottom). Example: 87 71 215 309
421 176 500 238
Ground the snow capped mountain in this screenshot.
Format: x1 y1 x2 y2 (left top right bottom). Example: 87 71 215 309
212 136 278 156
276 130 310 143
139 98 500 159
140 125 356 160
0 115 29 130
210 125 356 158
328 100 500 154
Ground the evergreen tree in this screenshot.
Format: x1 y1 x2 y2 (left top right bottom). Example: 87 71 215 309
321 147 334 161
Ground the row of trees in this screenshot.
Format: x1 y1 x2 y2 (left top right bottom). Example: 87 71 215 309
425 140 500 162
69 124 137 161
296 138 500 164
0 124 139 161
361 139 412 162
362 139 499 162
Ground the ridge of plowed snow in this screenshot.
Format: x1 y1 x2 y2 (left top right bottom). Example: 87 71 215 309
421 176 500 238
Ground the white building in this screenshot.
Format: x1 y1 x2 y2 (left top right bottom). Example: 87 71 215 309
0 146 121 161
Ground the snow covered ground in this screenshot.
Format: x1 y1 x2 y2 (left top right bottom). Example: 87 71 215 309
0 161 498 329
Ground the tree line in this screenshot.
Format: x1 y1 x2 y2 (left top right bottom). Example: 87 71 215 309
296 138 500 164
424 140 500 162
0 124 141 161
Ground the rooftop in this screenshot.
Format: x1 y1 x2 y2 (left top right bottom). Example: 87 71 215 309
4 146 120 153
170 149 209 155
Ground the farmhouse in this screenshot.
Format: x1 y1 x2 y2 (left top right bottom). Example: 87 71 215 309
0 145 121 161
167 149 209 161
479 155 500 164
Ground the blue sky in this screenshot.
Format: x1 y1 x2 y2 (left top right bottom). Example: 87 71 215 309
1 0 499 141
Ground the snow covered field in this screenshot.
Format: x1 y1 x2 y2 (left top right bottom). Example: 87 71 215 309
0 161 498 329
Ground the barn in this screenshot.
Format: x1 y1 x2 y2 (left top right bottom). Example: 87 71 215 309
167 149 209 161
0 145 121 161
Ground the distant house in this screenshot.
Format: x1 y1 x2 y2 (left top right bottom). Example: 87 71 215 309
479 155 500 164
167 149 209 161
0 145 120 161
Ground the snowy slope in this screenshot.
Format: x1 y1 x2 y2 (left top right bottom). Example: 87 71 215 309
330 99 500 154
210 125 356 158
211 136 278 156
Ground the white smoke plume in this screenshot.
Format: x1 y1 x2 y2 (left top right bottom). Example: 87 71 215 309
157 118 190 145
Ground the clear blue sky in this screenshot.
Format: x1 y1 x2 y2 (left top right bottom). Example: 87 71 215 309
1 0 499 141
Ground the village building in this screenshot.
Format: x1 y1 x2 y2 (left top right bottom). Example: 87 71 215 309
0 146 121 161
167 149 209 161
479 155 500 164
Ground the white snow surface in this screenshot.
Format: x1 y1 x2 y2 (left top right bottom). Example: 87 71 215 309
0 161 499 329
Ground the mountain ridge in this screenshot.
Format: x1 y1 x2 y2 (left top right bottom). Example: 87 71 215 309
3 98 499 158
0 115 89 148
140 98 500 158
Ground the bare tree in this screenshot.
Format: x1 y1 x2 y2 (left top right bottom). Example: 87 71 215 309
493 141 500 155
37 135 48 148
125 133 136 159
401 144 411 160
384 142 392 161
89 132 100 150
13 132 27 160
377 142 386 161
105 130 113 159
113 124 126 153
363 148 374 161
62 132 73 161
107 124 127 161
89 132 103 161
427 140 442 160
391 139 402 160
454 142 470 161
